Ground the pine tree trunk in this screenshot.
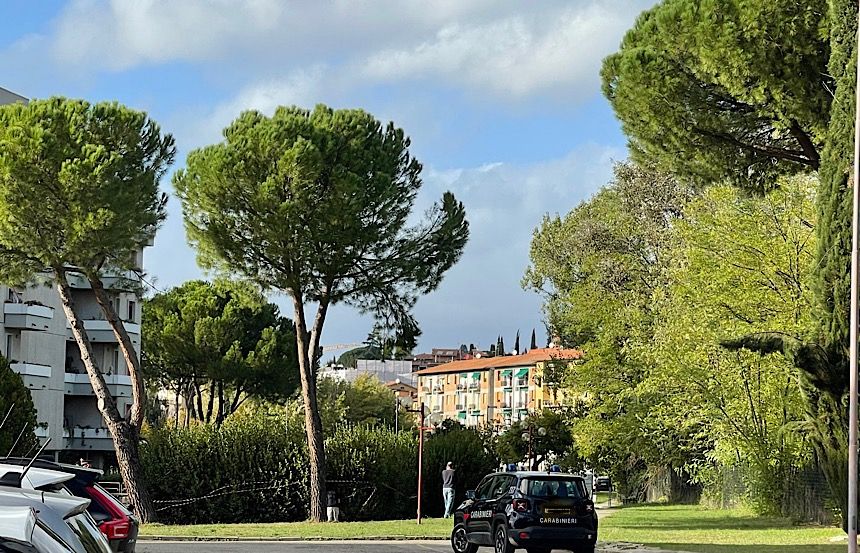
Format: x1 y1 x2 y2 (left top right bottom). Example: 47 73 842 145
292 292 329 522
54 269 156 522
108 419 155 523
88 274 146 429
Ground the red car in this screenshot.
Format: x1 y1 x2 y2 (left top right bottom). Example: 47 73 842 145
0 458 139 553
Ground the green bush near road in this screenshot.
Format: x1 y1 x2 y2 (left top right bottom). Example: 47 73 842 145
142 414 497 523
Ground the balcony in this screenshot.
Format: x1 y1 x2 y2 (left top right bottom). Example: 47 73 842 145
63 427 114 451
66 319 140 345
64 372 132 397
10 362 51 390
4 303 53 331
66 270 142 292
468 382 480 390
432 385 444 394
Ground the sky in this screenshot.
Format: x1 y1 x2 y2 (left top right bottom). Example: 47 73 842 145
0 0 654 355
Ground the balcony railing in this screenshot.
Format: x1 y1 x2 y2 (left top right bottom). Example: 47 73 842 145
65 319 141 345
64 372 132 397
4 302 54 331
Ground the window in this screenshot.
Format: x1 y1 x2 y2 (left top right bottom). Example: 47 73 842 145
490 475 516 499
5 335 11 359
521 478 584 499
475 477 496 500
127 300 136 321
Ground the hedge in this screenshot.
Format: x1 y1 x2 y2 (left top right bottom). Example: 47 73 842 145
142 415 498 523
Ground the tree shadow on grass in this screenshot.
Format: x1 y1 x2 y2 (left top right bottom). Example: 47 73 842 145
648 543 844 553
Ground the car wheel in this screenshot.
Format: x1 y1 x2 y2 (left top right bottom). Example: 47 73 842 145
451 523 477 553
494 523 515 553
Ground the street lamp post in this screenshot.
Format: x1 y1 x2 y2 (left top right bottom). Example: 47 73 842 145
521 423 547 470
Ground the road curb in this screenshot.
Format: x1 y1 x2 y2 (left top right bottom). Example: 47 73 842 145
140 536 449 542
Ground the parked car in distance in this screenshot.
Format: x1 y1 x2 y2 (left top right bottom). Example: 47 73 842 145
595 476 611 492
451 467 597 553
0 458 138 553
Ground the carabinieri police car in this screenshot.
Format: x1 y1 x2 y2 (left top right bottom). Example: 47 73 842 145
450 466 597 553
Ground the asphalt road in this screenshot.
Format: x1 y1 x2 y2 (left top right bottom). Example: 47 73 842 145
137 541 453 553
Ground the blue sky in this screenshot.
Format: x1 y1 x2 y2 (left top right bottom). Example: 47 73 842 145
0 0 654 354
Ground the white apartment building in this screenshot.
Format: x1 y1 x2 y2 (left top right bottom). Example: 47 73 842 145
1 87 143 466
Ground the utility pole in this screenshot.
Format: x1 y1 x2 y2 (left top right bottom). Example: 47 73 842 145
406 401 427 524
849 4 860 549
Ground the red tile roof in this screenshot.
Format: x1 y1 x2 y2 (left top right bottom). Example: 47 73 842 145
414 348 581 375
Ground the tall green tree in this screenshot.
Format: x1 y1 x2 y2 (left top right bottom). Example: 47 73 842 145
143 280 300 427
647 178 816 514
602 0 857 522
174 105 469 521
0 98 174 522
0 355 38 458
602 0 829 190
524 162 698 494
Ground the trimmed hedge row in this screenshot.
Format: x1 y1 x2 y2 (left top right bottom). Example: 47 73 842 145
142 415 498 523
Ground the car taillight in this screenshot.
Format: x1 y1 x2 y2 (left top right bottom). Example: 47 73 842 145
100 519 131 540
512 498 530 512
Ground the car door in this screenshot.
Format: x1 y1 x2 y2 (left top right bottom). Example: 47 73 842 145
466 475 498 543
488 475 516 528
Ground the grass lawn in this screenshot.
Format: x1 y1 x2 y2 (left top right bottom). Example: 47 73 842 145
599 504 845 553
141 517 451 540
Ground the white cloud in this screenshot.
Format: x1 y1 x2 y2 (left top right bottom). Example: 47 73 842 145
46 0 653 102
53 0 286 70
361 2 646 99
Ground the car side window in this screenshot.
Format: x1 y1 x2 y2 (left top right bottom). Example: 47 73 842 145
490 476 515 499
475 476 497 500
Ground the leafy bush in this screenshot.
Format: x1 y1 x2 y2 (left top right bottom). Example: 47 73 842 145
423 423 500 517
142 414 499 523
142 413 309 524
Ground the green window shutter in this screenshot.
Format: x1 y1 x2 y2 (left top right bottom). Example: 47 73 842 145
471 372 481 380
500 369 513 377
515 368 529 378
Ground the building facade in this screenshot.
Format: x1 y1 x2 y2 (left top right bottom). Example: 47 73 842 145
414 348 581 428
1 87 144 465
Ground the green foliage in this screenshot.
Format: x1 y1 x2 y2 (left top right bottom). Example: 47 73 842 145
603 0 858 524
173 104 469 337
142 411 309 524
648 178 816 514
602 0 828 189
524 162 699 491
0 355 38 457
287 375 412 432
325 425 417 520
496 410 574 469
526 162 818 515
422 423 500 517
804 0 859 526
142 415 497 523
0 97 174 281
143 280 300 424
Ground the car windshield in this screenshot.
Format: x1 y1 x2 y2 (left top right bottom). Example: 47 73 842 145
522 478 584 499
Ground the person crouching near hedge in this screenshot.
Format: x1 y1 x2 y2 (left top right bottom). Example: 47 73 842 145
327 489 340 522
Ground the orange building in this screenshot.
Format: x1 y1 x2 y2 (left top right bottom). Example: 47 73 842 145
414 348 581 428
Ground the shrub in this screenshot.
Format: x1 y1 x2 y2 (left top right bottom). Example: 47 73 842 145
142 414 499 523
